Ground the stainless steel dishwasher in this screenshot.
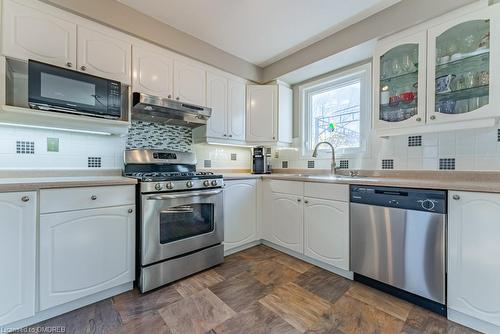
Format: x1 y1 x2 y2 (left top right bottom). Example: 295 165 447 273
350 185 447 315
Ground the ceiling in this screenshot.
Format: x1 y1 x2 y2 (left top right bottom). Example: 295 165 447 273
118 0 400 67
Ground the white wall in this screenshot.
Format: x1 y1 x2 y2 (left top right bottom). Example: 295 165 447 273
193 144 251 170
0 126 126 170
271 127 500 171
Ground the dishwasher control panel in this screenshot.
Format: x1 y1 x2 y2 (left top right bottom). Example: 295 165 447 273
350 185 446 213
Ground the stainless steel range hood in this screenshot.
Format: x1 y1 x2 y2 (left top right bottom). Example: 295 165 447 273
132 92 211 128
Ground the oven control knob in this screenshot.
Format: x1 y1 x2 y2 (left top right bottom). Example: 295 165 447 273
166 182 174 190
203 180 210 187
211 180 218 186
186 181 193 188
154 183 163 191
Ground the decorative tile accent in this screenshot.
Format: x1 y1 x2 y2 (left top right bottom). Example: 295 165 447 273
204 160 212 168
339 160 349 169
439 158 455 170
408 136 422 147
127 120 192 151
47 138 59 152
16 141 35 154
230 153 237 161
381 159 394 169
307 160 315 168
88 157 102 168
282 161 289 168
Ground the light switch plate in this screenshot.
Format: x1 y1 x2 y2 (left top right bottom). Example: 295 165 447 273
47 138 59 152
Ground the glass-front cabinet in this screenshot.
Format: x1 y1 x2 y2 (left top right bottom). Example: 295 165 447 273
427 7 499 123
374 31 427 129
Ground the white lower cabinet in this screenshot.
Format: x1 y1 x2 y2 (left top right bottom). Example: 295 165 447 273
223 180 258 252
268 192 304 253
448 191 500 330
0 192 36 326
303 197 349 270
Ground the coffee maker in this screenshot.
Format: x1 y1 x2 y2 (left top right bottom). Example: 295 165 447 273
251 146 272 174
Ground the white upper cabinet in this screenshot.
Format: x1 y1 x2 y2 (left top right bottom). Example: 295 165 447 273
246 85 277 142
228 79 246 141
223 180 258 252
77 26 131 84
173 59 206 106
132 45 174 98
427 7 500 124
373 31 427 130
246 83 292 144
0 192 36 327
448 191 500 330
2 0 77 68
206 71 228 138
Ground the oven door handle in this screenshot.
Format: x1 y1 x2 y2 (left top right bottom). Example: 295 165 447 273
146 189 222 200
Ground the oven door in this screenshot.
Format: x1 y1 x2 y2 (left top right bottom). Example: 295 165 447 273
141 189 223 266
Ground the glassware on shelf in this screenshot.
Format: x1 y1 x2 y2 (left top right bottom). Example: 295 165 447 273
455 99 469 114
380 85 390 106
437 100 456 114
478 32 490 50
391 58 402 76
436 74 456 94
401 54 416 73
464 71 478 89
478 71 489 86
468 97 480 111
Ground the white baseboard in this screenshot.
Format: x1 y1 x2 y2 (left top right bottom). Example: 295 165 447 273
224 240 262 256
1 282 133 333
448 309 499 334
261 240 354 280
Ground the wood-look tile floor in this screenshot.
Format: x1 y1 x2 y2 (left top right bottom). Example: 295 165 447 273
28 245 479 334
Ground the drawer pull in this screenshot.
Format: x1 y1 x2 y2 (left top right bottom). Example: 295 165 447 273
452 194 460 200
91 195 97 200
21 196 30 202
128 208 133 213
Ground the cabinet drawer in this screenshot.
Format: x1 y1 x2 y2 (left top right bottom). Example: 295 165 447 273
269 180 303 195
40 185 135 213
304 182 348 202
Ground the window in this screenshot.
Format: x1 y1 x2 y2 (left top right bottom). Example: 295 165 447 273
300 63 371 157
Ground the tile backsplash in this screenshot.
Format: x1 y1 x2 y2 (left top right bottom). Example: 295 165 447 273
272 127 500 171
127 120 192 151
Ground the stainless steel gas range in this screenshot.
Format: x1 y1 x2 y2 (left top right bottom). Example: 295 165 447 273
124 149 224 293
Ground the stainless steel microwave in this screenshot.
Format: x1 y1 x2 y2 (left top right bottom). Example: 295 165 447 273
28 60 123 119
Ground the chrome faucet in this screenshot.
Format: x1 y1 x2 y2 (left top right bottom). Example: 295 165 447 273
312 141 336 174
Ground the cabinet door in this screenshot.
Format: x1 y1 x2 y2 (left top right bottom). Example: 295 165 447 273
0 192 36 326
173 59 206 106
77 26 131 84
448 191 500 326
2 0 76 68
223 180 257 251
427 7 500 123
303 198 349 270
269 193 303 253
206 72 228 139
132 45 173 98
228 79 246 141
246 85 277 142
39 205 135 310
373 31 427 129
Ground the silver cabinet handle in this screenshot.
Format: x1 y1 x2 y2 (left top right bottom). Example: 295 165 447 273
223 134 227 137
147 189 222 200
168 95 172 99
176 97 180 100
128 208 134 213
297 198 301 202
452 194 460 200
430 115 436 120
66 62 72 68
304 200 309 204
21 196 30 202
416 117 422 122
91 195 97 200
80 65 87 71
273 136 276 140
229 134 233 138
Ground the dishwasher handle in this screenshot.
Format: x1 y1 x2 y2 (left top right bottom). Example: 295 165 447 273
374 189 408 196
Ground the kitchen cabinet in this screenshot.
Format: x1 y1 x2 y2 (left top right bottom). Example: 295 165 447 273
173 59 206 106
427 7 500 124
223 180 258 252
194 72 246 143
77 26 131 84
132 45 174 98
448 191 500 331
0 192 36 326
246 83 292 144
268 192 303 253
373 31 427 130
2 0 77 68
303 197 349 270
39 186 135 310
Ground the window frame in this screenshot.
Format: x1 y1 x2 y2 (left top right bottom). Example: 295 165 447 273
298 62 372 159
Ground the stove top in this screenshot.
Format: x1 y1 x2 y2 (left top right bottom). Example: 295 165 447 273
125 171 222 182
